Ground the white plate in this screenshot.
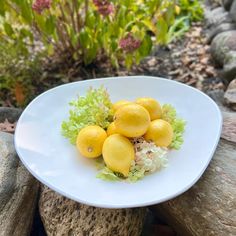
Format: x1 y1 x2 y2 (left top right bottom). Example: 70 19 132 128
14 76 222 208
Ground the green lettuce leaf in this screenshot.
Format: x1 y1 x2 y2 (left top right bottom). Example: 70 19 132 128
162 104 186 150
96 167 121 181
61 86 113 144
128 165 145 182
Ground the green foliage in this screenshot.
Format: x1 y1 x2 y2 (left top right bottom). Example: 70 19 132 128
0 39 42 106
0 0 177 68
178 0 204 21
61 86 113 144
162 104 186 150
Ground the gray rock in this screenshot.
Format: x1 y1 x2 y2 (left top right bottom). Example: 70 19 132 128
222 51 236 82
224 79 236 110
211 30 236 66
0 107 22 123
205 7 232 28
0 132 39 236
39 185 147 236
222 111 236 142
230 0 236 22
222 0 234 10
207 23 236 43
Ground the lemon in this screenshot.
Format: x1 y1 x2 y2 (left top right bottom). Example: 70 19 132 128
106 122 117 136
102 134 134 176
76 125 107 158
113 100 133 112
136 97 162 120
144 119 173 147
114 103 150 138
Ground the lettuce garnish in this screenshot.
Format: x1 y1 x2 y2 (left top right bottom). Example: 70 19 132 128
61 86 113 144
162 104 186 150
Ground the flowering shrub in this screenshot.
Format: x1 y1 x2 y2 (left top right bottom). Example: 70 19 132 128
0 0 178 68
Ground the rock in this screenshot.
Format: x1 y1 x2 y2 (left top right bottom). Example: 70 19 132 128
0 107 22 123
222 0 234 10
205 7 231 28
39 185 147 236
224 79 236 110
210 30 236 66
150 91 236 236
151 139 236 236
222 51 236 82
222 111 236 142
0 132 39 236
207 23 236 43
230 0 236 22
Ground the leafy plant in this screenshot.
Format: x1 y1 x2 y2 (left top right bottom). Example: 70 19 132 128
178 0 204 21
0 0 178 68
0 39 43 106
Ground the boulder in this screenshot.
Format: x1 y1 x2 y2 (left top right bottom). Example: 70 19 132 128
222 111 236 142
222 0 234 10
0 132 39 236
230 0 236 22
207 23 236 43
210 30 236 66
222 51 236 82
39 185 147 236
0 107 22 123
205 7 231 28
151 91 236 236
224 79 236 110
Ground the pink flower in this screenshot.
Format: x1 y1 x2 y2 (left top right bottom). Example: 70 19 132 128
119 33 141 53
32 0 51 14
93 0 114 16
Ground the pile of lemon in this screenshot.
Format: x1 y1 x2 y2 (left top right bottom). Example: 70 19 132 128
76 98 173 177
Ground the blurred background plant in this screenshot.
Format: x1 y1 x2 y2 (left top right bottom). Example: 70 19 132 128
0 0 203 106
0 39 43 107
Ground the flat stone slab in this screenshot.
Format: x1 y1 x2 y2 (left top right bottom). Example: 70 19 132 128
0 131 39 236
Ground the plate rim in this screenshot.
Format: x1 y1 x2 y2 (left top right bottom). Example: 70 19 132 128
14 76 223 208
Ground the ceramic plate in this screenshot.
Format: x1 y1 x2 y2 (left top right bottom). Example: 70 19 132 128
14 76 222 208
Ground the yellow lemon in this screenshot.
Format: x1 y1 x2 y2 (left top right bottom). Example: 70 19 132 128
114 103 150 138
102 134 134 176
136 97 162 120
106 122 118 136
76 125 107 158
112 100 133 112
144 119 173 147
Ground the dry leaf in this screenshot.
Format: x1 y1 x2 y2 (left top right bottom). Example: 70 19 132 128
14 82 25 106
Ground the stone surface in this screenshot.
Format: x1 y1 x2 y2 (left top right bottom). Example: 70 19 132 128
39 185 147 236
222 51 236 82
0 107 22 123
222 111 236 142
222 0 234 10
151 91 236 236
230 0 236 22
207 23 236 43
205 7 231 28
152 139 236 236
210 30 236 66
0 132 39 236
224 79 236 110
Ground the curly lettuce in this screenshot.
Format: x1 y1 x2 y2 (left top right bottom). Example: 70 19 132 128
61 86 113 144
162 104 186 150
